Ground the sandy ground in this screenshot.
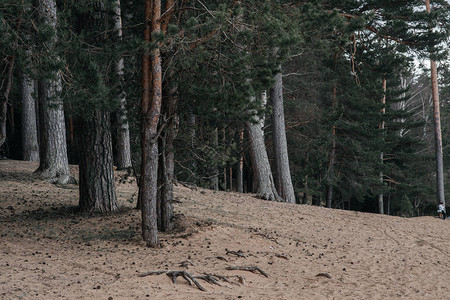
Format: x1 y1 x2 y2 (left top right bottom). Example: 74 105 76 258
1 160 450 299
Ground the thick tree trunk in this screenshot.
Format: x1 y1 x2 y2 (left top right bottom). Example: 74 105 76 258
35 0 70 184
247 96 281 201
0 56 14 150
270 71 295 203
21 73 39 161
113 0 132 169
140 0 162 247
426 0 445 206
77 111 118 212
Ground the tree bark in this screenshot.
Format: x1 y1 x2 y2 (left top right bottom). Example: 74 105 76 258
35 0 70 184
21 73 39 161
113 0 132 169
157 82 177 232
0 56 14 150
211 128 219 190
140 0 162 247
77 111 118 212
247 95 281 201
426 0 445 206
327 54 339 208
237 128 244 193
378 78 386 214
270 71 296 203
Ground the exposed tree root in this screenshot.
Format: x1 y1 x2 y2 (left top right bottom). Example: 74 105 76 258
138 270 247 291
226 249 246 258
226 266 269 278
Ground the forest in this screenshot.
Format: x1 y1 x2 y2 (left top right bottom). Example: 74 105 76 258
1 0 450 248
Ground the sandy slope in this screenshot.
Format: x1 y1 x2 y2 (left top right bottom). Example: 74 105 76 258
1 159 450 300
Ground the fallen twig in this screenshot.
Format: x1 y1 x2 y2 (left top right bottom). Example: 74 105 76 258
316 272 331 279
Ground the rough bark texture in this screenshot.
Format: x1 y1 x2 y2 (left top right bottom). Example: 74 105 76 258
21 74 39 161
35 0 70 184
113 0 132 169
140 0 161 247
426 0 445 206
247 96 280 201
78 112 118 212
270 72 296 203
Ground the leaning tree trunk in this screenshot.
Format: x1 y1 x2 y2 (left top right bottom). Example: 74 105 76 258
426 0 445 206
246 95 281 201
270 71 296 203
21 73 39 161
35 0 70 184
140 0 162 247
77 111 118 212
113 0 132 169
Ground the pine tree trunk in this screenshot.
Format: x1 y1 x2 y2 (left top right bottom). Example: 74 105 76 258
327 56 339 208
113 0 132 169
211 128 219 190
247 96 280 201
426 0 445 206
157 84 177 232
237 128 244 193
0 56 14 150
270 71 295 203
140 0 162 247
378 78 386 214
35 0 70 184
77 111 118 212
21 73 39 161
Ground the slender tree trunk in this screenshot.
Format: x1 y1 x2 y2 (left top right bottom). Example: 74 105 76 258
113 0 132 169
327 54 339 208
140 0 162 247
247 95 280 201
35 0 70 184
158 82 177 232
426 0 445 206
0 56 15 150
211 128 219 190
270 71 295 203
378 78 386 214
77 111 118 212
237 128 244 193
21 73 39 161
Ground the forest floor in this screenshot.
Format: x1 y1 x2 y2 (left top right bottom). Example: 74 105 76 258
1 160 450 299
